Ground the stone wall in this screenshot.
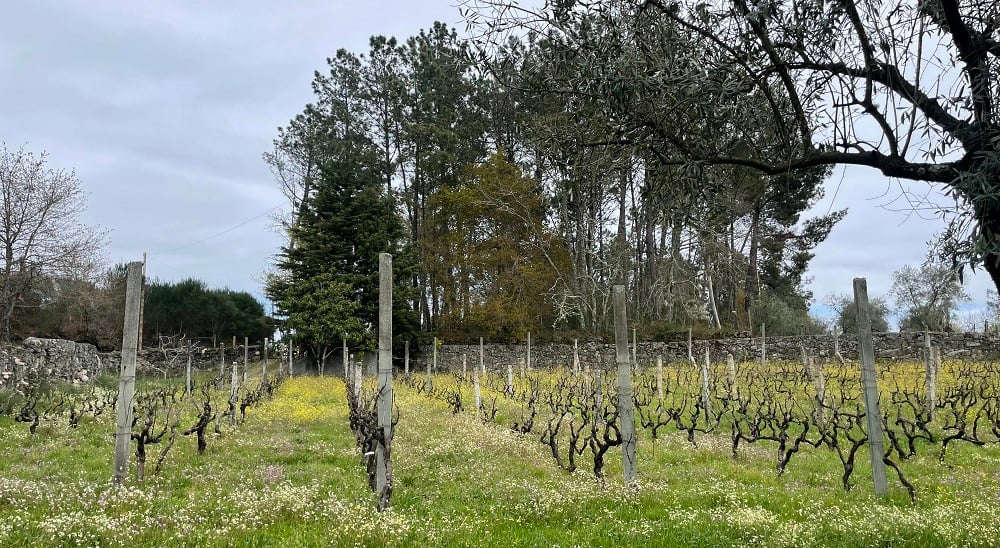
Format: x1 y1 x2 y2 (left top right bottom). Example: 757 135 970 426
428 332 1000 372
0 338 107 389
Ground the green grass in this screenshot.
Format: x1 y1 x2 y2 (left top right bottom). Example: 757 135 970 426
0 367 998 546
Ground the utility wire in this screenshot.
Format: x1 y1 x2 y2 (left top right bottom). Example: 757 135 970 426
156 203 283 254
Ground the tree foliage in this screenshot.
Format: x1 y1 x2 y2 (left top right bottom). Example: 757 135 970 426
0 143 106 341
266 59 420 363
825 293 892 334
424 152 572 340
464 0 1000 294
10 264 127 349
890 263 969 331
142 279 270 345
266 19 846 341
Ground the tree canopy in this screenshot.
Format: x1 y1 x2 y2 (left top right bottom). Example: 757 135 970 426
142 279 271 345
0 143 106 342
464 0 1000 294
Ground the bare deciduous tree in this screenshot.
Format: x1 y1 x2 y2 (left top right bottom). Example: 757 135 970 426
0 143 106 341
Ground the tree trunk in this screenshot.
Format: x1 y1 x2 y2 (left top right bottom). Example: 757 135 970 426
986 257 1000 295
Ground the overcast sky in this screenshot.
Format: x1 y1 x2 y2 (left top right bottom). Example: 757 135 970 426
1 1 993 327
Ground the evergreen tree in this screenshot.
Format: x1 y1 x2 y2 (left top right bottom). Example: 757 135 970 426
267 102 419 364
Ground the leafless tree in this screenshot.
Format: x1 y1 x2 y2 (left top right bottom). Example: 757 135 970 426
0 143 106 341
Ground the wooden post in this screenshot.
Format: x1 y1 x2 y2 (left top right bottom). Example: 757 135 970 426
614 285 637 484
185 340 192 396
853 278 888 496
113 261 143 487
376 253 393 510
242 337 249 385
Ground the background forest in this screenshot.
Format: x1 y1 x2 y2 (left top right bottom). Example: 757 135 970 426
263 22 847 357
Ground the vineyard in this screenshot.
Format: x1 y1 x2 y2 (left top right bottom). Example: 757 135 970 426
1 351 1000 546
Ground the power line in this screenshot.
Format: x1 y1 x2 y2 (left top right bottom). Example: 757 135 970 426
156 203 283 254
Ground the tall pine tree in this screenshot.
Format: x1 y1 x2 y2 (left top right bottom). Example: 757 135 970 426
267 103 418 367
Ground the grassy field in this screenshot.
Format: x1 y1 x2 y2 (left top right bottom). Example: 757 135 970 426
1 365 999 547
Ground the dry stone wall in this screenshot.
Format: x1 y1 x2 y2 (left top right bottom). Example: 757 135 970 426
430 332 1000 372
0 338 107 389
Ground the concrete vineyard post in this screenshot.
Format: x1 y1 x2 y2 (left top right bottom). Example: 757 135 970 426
376 253 393 510
219 344 225 378
614 285 637 484
928 346 939 420
288 338 293 377
479 337 485 375
185 340 192 396
687 328 694 365
595 366 603 425
427 338 435 393
924 331 936 418
113 261 143 487
726 353 736 399
243 337 248 385
813 357 827 425
342 339 349 381
262 338 268 381
473 368 482 411
800 343 811 381
760 323 767 364
404 341 410 376
230 353 239 425
853 278 888 496
701 348 712 421
506 360 514 397
354 357 362 400
656 356 664 400
833 327 846 364
462 354 467 382
526 332 531 372
632 327 637 366
573 339 580 375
